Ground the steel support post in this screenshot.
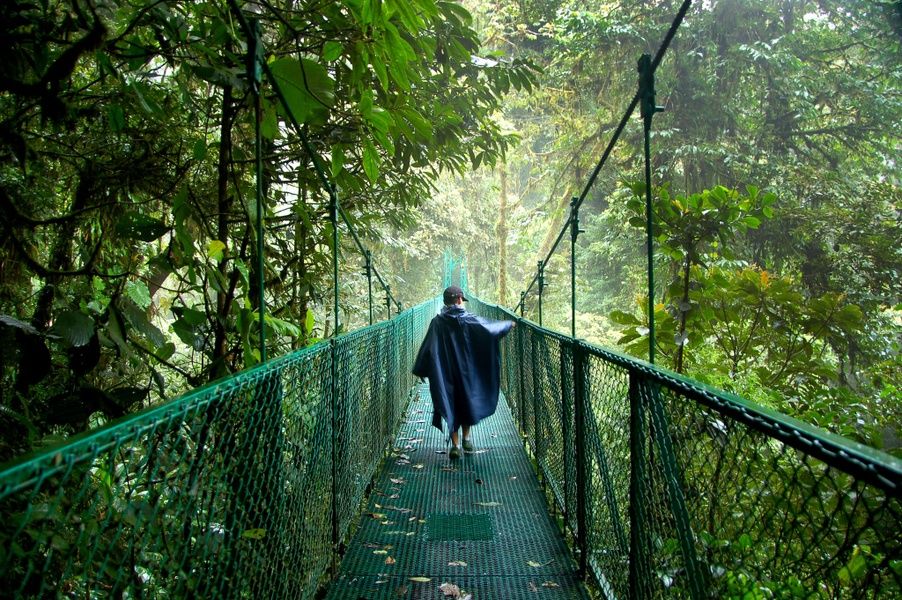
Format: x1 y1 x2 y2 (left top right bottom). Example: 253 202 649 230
561 346 572 524
570 197 583 339
365 251 373 326
385 285 392 322
629 371 650 598
517 312 526 440
330 189 339 337
329 338 339 571
638 53 663 364
531 334 542 482
574 343 588 578
537 261 545 327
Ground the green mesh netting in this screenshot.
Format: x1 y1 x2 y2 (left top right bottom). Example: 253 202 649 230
0 299 439 598
473 297 901 599
326 385 587 599
2 295 899 599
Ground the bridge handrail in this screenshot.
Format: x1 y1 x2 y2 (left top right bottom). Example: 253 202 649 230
472 296 901 599
0 298 440 598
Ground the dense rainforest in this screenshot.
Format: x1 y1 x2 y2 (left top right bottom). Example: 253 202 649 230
0 0 535 462
379 0 901 455
0 0 899 466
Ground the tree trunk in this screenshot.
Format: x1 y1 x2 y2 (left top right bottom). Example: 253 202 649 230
496 161 509 305
212 86 235 378
536 188 574 263
294 185 310 349
675 256 692 373
30 171 93 330
15 169 93 398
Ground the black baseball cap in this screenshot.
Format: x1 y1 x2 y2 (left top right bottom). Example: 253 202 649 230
443 285 468 304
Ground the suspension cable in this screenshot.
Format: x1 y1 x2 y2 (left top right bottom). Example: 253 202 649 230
226 0 402 320
516 0 692 318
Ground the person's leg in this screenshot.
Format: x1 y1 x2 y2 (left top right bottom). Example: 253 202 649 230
462 425 474 452
450 429 460 448
448 428 461 459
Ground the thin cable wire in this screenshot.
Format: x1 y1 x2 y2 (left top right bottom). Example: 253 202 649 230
225 0 401 315
516 0 693 313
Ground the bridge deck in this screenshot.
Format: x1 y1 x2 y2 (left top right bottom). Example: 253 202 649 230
326 384 588 599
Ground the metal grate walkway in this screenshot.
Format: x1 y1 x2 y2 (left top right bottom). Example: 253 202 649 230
325 384 589 599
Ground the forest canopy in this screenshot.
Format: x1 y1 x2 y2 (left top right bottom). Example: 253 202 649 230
376 0 901 454
0 0 536 461
0 0 899 462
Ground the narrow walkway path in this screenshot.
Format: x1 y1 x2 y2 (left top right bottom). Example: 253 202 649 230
326 384 588 599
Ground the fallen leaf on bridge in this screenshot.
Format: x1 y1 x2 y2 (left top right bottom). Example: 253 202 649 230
440 582 473 599
439 582 461 596
527 559 555 567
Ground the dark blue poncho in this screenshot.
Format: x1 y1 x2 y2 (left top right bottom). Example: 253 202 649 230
412 305 514 433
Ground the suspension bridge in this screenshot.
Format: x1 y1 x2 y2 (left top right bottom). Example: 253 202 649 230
1 292 899 598
1 0 900 598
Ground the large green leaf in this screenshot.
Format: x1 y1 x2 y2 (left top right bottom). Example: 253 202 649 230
109 386 149 412
52 310 95 347
106 306 130 354
331 144 345 178
323 41 343 61
609 310 641 326
269 57 335 124
172 305 206 326
116 212 169 242
121 299 166 347
106 105 125 132
304 308 315 334
0 315 39 336
125 280 152 310
362 138 380 182
172 317 204 351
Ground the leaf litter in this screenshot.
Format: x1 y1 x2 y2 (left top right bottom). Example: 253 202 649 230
439 582 472 600
527 559 555 567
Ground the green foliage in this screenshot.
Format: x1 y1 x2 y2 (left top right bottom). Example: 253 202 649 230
607 181 893 450
0 0 536 461
449 0 900 454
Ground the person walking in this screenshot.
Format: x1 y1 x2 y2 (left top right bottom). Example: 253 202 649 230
412 285 515 459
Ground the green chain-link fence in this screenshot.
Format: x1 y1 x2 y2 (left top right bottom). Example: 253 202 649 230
2 294 898 598
0 298 439 598
474 297 902 599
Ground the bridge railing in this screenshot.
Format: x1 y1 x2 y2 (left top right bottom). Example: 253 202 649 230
0 298 439 599
474 297 901 599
